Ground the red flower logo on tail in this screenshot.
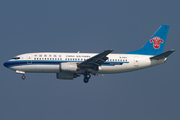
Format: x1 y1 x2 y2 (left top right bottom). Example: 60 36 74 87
150 37 164 49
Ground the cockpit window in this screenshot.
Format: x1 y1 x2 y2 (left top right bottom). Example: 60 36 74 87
12 57 20 59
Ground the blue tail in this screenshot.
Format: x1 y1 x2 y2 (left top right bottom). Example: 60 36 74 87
125 25 169 55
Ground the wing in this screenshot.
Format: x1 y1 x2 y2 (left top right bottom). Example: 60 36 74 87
77 49 113 71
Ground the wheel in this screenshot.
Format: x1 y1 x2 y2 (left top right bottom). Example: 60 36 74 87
85 74 91 79
22 75 26 80
83 73 91 83
83 77 89 83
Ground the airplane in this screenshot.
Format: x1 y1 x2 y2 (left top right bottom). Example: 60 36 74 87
3 25 175 83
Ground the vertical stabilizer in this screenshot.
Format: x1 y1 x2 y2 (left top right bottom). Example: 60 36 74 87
126 25 169 55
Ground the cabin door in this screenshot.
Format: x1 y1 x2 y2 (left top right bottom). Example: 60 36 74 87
27 55 32 64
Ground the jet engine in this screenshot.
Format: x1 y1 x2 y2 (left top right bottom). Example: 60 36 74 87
57 62 80 80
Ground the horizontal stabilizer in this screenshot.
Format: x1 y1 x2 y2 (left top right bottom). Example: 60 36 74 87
150 49 175 60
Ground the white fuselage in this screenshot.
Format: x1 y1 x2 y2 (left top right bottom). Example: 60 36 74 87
3 25 172 82
5 52 166 74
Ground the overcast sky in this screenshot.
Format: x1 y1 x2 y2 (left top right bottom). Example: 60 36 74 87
0 0 180 120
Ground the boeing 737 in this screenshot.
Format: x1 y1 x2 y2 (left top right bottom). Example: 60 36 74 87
3 25 175 83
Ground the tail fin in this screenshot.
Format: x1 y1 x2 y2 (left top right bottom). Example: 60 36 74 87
126 25 169 55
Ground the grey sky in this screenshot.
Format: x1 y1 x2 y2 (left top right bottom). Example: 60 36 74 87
0 0 180 120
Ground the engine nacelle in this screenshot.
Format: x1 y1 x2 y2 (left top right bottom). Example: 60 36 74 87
56 72 79 80
60 62 78 72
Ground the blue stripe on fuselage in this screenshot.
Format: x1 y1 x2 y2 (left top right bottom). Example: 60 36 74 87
4 60 129 68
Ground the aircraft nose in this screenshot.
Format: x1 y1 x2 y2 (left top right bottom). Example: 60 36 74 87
3 61 8 68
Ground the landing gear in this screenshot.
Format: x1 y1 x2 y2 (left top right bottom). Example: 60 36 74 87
84 77 89 83
22 75 26 80
83 73 91 83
